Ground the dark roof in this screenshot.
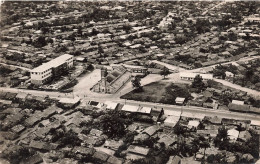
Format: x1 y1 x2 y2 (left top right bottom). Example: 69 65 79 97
29 140 58 150
143 125 160 136
89 101 99 106
107 156 124 164
5 92 17 100
20 154 43 164
93 151 110 162
73 146 95 156
127 145 150 156
209 116 222 124
222 118 236 125
107 75 116 83
0 92 7 99
0 131 18 140
228 103 250 112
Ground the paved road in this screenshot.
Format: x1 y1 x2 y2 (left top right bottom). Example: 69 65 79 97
188 55 260 74
202 1 226 15
1 87 260 122
83 96 260 122
151 60 185 72
214 78 260 98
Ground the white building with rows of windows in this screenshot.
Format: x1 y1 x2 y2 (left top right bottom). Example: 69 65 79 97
30 54 73 85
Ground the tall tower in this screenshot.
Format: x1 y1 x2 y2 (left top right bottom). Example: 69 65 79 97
100 68 108 92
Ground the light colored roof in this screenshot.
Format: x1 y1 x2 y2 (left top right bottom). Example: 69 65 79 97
76 57 85 61
127 145 150 156
232 100 244 105
164 115 180 127
175 97 185 103
180 72 197 78
123 42 132 46
156 53 165 57
150 46 158 49
200 74 213 79
105 101 118 110
251 120 260 126
228 129 239 140
121 105 140 112
180 72 213 79
225 71 234 76
16 92 28 99
31 54 73 72
138 107 151 114
59 97 80 104
188 120 200 128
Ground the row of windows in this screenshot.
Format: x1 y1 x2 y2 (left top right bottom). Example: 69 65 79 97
66 58 73 62
42 72 51 79
31 70 51 75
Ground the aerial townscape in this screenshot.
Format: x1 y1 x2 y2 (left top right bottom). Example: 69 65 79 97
1 1 260 164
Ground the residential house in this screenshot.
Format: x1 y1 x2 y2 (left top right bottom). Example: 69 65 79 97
72 146 95 156
166 155 181 164
228 103 250 112
107 156 124 164
142 125 160 136
238 131 252 142
164 115 180 128
188 120 200 129
225 71 234 81
197 130 218 137
158 134 177 147
127 145 150 156
175 97 186 105
227 129 239 141
104 140 124 151
58 97 81 109
93 151 110 163
20 154 43 164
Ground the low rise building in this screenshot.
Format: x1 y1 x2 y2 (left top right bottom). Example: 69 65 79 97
30 54 73 85
180 72 213 81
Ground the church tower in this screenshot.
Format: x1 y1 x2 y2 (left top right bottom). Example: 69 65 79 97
100 68 107 92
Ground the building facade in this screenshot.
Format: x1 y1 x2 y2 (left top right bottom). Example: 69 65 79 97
180 72 213 81
30 54 73 85
92 66 131 94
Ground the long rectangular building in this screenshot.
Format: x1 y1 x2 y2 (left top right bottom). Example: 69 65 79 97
180 72 213 81
30 54 73 85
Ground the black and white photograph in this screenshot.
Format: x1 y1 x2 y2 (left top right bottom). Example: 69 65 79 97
0 0 260 163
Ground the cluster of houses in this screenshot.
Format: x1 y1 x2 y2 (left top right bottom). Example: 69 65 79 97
1 89 259 163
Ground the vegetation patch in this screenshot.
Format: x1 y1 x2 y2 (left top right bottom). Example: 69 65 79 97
121 81 192 105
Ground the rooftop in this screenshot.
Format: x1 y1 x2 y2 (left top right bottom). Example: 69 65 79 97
31 54 73 72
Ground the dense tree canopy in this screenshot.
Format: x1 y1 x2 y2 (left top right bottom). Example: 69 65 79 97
191 75 206 93
99 110 132 138
160 67 171 79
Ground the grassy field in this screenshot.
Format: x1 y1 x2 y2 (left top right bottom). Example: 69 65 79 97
121 81 192 105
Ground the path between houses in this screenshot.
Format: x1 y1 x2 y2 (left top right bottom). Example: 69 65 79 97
0 62 31 71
